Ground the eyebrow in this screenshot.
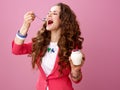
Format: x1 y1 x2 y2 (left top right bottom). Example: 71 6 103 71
49 10 59 13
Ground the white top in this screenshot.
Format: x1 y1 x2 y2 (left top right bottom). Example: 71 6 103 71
41 42 59 76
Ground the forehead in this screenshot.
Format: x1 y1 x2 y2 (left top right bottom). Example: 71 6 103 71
50 5 61 12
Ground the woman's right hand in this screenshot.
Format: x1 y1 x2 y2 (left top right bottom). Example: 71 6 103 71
19 11 36 35
23 11 36 26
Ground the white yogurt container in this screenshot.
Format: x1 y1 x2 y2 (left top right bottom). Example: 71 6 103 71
71 50 83 65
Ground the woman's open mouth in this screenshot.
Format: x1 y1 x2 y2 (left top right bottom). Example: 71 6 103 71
48 20 53 25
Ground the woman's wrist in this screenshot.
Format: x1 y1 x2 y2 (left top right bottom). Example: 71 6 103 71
16 30 27 40
23 21 31 27
70 69 82 80
71 73 81 79
15 21 30 41
20 21 31 34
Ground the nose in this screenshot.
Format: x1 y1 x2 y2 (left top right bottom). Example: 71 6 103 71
47 12 52 17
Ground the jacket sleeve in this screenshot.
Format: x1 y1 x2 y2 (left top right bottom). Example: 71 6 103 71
12 41 32 55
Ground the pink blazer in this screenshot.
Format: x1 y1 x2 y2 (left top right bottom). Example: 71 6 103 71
12 41 80 90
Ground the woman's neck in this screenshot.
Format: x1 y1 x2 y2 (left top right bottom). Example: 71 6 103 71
51 29 61 42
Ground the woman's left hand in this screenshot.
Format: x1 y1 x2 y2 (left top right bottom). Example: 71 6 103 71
69 52 85 81
69 52 85 71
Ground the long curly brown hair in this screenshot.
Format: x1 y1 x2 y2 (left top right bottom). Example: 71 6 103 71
30 3 84 74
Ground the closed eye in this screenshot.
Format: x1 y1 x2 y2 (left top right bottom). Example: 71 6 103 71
53 12 58 15
47 11 59 15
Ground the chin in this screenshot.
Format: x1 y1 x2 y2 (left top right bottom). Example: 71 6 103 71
46 27 51 31
46 26 59 31
46 26 55 31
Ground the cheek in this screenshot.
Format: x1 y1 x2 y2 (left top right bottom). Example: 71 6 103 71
55 18 61 25
54 21 61 28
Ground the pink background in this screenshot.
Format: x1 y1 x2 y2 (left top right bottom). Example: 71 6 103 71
0 0 120 90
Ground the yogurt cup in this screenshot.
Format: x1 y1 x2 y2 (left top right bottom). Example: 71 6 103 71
71 50 83 65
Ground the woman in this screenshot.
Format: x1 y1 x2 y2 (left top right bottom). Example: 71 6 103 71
12 3 85 90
